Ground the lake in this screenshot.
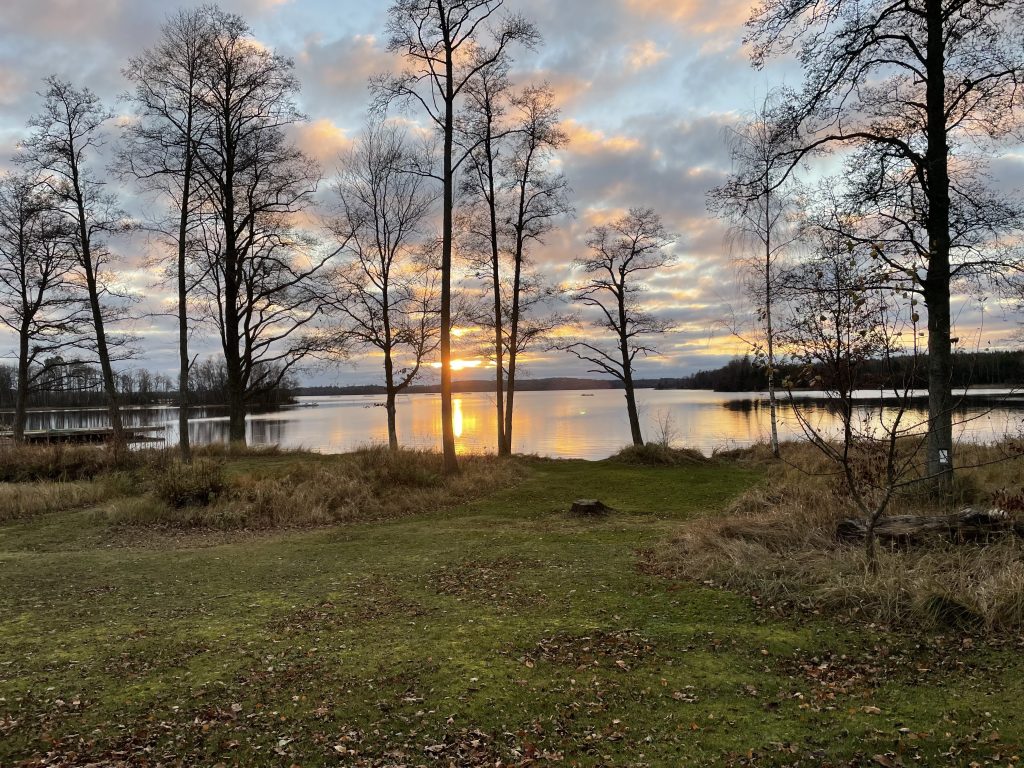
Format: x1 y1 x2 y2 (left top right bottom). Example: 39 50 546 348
9 388 1023 460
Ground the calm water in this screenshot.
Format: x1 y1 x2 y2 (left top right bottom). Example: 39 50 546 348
8 389 1022 460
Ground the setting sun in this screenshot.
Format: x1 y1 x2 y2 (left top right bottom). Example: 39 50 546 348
431 358 485 372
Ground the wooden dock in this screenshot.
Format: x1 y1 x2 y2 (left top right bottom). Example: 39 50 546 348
0 426 166 444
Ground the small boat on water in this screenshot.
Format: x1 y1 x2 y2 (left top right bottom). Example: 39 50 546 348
580 393 595 397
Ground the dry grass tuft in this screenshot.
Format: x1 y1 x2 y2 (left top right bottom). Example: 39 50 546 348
152 458 226 508
646 440 1024 631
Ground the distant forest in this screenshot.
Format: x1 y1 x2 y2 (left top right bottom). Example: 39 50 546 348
0 358 296 410
663 350 1024 393
298 349 1024 397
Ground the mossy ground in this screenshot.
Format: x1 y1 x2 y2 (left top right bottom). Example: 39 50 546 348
1 454 1022 766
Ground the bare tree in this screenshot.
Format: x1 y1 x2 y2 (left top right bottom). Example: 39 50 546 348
458 56 512 453
709 94 801 458
747 0 1024 488
0 172 87 441
500 83 571 454
329 121 440 450
779 233 923 571
376 0 538 473
189 9 342 445
18 77 133 448
559 208 675 446
121 6 215 460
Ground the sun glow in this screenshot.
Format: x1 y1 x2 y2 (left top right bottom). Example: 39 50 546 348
431 358 484 372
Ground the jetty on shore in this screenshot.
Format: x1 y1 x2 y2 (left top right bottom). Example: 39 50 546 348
0 425 166 444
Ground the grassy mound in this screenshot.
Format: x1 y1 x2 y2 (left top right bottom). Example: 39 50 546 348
610 442 709 466
646 441 1024 630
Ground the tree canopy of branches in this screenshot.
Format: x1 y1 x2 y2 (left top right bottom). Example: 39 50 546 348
709 94 802 458
746 0 1024 487
559 208 675 446
0 172 87 441
18 77 133 448
189 9 340 444
121 6 216 460
329 121 440 450
376 0 538 473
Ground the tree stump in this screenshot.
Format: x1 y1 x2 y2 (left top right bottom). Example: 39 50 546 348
571 499 615 517
837 508 1024 545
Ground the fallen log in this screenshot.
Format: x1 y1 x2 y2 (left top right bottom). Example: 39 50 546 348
571 499 615 517
837 508 1024 545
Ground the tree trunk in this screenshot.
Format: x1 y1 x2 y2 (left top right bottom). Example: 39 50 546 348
503 353 516 456
484 120 506 455
623 379 644 447
838 509 1022 545
73 182 123 452
384 347 399 451
83 264 125 450
223 277 246 445
439 17 458 474
13 327 29 444
619 291 643 447
764 184 780 458
923 0 954 490
502 251 523 457
221 145 246 446
177 147 193 462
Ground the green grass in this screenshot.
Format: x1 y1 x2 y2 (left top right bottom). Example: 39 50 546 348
1 455 1023 766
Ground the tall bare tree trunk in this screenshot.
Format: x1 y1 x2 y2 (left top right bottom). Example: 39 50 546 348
71 175 123 451
177 146 193 461
486 166 505 455
764 189 780 458
924 0 954 489
439 12 459 474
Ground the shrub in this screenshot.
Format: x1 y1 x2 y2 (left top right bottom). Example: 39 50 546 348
152 459 226 508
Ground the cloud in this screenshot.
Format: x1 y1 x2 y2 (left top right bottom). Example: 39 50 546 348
289 118 353 168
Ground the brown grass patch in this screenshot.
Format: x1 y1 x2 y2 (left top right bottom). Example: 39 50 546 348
100 445 525 530
645 441 1024 631
0 480 110 522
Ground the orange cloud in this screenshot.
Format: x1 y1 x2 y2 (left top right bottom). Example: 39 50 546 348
560 120 642 155
289 118 353 166
626 40 668 72
623 0 753 37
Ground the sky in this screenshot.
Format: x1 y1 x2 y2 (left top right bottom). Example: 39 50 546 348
0 0 1019 386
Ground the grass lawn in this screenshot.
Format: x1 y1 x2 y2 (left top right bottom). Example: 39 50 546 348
1 455 1022 766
